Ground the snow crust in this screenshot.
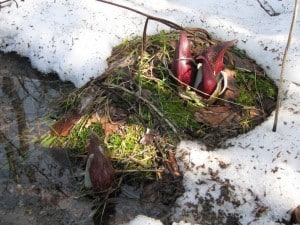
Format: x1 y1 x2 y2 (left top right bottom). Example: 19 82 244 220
1 0 299 224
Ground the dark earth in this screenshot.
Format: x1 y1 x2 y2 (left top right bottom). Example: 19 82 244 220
0 51 94 225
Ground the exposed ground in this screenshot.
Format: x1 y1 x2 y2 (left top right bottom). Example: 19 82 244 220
44 29 278 224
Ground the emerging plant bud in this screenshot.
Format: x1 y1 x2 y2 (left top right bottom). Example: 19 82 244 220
203 40 237 75
194 40 236 98
84 131 115 192
172 31 195 86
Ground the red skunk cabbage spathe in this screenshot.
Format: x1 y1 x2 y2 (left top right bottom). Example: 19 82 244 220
172 31 195 86
194 55 217 97
194 40 236 98
203 40 237 75
84 131 115 192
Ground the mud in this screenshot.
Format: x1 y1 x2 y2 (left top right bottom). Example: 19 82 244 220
0 51 93 225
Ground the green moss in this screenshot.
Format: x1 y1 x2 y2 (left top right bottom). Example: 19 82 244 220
106 125 156 170
236 88 255 106
230 47 247 58
137 74 203 134
235 71 277 106
256 78 277 99
42 118 104 153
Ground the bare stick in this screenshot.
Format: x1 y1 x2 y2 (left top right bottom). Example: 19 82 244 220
96 0 184 30
96 0 211 38
272 0 299 132
256 0 280 16
142 17 149 56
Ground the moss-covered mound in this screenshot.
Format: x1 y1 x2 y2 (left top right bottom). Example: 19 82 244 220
41 28 277 223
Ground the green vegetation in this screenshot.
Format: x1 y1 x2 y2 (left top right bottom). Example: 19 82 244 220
235 71 277 106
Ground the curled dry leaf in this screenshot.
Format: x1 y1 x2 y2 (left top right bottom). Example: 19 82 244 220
51 110 81 136
218 68 240 102
164 150 181 177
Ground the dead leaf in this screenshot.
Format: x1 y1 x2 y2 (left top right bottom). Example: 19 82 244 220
139 128 158 145
99 115 122 137
194 105 242 128
167 150 181 177
51 110 81 136
219 68 240 102
291 205 300 224
108 105 129 122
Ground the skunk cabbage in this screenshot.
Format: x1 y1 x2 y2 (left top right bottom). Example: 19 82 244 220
85 131 115 191
194 40 236 98
172 31 195 86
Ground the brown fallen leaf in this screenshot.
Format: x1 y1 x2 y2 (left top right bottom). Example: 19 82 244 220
218 160 231 169
194 105 242 128
107 105 129 123
51 110 81 136
254 205 268 217
86 110 125 137
167 150 181 177
98 115 122 137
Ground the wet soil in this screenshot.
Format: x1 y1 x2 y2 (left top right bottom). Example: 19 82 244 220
0 51 177 225
0 51 94 225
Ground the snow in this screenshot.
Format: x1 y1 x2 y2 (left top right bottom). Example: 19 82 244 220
127 215 163 225
1 0 299 224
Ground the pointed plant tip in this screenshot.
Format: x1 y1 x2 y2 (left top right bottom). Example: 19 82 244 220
172 29 195 86
219 39 237 49
229 39 238 46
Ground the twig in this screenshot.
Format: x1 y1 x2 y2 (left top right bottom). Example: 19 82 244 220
102 82 178 134
272 0 299 132
95 0 211 38
128 156 150 168
257 0 280 16
142 18 149 55
0 0 17 10
96 0 184 30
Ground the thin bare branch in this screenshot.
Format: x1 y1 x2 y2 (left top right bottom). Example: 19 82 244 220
272 0 299 132
96 0 210 38
102 82 178 134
